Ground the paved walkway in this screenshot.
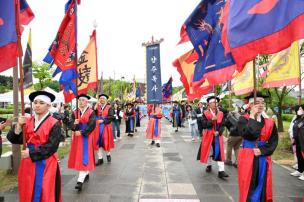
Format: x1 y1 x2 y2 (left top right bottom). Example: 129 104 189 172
1 117 304 202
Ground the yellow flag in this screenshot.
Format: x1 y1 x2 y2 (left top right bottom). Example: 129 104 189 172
77 30 98 95
232 62 254 95
263 42 300 88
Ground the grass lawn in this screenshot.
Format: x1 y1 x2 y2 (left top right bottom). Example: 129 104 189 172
0 170 18 192
272 121 295 166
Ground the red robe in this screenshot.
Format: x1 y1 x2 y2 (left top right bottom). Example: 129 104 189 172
238 116 274 202
19 116 61 202
199 110 225 163
146 107 162 140
94 105 115 151
68 108 95 171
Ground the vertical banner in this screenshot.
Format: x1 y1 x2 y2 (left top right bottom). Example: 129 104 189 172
146 44 162 104
23 29 33 88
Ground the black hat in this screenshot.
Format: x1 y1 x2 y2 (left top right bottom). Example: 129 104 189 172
98 93 109 99
244 91 269 100
173 101 179 104
29 90 55 102
206 96 220 103
77 94 90 100
126 102 134 106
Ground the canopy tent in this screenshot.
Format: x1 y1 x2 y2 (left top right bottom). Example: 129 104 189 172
0 87 65 104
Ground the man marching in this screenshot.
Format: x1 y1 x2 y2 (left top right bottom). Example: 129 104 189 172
146 104 162 147
94 94 115 165
171 101 182 132
237 92 278 202
197 96 229 179
68 94 96 191
7 91 62 202
124 103 136 137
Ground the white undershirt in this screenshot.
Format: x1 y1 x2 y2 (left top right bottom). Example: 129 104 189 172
34 112 50 131
79 106 88 118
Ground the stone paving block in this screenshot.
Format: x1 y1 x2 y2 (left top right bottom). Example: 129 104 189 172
110 183 141 196
192 183 225 196
167 183 197 195
140 199 199 202
120 144 136 150
110 195 139 202
196 195 232 202
141 183 168 195
143 173 166 184
140 194 168 199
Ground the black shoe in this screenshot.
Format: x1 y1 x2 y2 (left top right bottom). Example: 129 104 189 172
206 165 212 173
84 174 89 182
75 182 83 191
127 133 131 136
175 129 178 132
151 140 155 145
129 133 133 137
107 155 111 162
218 171 229 179
156 143 160 147
233 163 238 168
95 159 103 166
135 129 137 132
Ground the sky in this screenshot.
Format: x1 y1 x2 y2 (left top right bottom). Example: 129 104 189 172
2 0 201 86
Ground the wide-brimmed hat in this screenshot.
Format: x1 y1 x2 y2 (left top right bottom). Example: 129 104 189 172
29 91 55 102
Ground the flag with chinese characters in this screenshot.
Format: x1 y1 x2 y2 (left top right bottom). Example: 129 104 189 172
62 30 97 103
263 42 300 88
76 30 98 95
173 49 212 101
49 0 76 71
146 44 162 104
0 0 34 72
232 61 254 96
221 0 304 70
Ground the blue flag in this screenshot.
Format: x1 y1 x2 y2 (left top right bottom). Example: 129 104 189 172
162 77 172 101
136 86 141 98
222 0 304 70
185 0 235 88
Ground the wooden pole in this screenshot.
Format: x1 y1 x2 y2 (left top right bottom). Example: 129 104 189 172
75 0 79 117
298 43 302 105
253 59 257 102
15 0 26 150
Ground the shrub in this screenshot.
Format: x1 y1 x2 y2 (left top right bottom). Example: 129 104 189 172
282 114 294 122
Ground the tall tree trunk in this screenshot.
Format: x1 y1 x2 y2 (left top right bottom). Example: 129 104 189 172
277 111 284 132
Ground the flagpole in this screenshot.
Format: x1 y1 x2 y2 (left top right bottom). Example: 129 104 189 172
253 58 257 103
75 0 79 116
298 43 302 105
93 21 99 96
15 0 26 149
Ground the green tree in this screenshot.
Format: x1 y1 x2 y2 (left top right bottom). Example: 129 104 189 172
172 86 183 95
32 62 52 90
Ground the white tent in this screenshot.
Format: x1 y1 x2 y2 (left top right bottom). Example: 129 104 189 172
24 87 64 104
0 91 14 103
